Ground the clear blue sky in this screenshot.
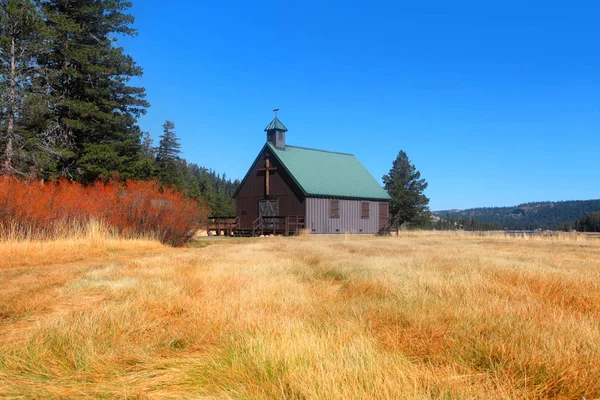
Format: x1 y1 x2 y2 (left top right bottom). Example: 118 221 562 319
119 0 599 211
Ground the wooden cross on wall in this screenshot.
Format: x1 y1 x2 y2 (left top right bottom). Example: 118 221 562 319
258 158 277 196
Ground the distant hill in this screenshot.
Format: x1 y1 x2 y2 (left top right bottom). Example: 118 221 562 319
434 200 600 230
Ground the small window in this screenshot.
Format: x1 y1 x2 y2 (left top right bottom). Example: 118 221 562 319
361 202 370 219
330 199 339 218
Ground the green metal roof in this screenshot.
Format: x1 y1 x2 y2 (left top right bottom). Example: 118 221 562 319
264 117 288 132
267 142 391 200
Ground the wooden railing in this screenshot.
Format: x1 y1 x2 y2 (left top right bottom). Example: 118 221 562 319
207 216 239 236
252 216 264 237
209 215 306 237
285 215 305 235
379 215 401 236
261 216 286 234
252 215 305 237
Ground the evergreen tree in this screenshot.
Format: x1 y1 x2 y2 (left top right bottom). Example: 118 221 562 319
0 0 45 175
156 119 184 188
36 0 150 181
383 150 430 227
156 120 180 161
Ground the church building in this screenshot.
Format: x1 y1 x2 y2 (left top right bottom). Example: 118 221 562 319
229 110 391 235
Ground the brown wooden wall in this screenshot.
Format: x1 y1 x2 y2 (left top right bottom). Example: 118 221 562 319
235 149 305 229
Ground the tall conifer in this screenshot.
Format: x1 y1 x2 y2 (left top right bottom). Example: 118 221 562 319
38 0 149 181
383 150 430 227
156 119 184 188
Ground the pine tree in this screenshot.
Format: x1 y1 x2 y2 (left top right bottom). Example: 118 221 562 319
382 150 430 227
156 119 184 188
0 0 45 175
156 120 180 162
37 0 149 181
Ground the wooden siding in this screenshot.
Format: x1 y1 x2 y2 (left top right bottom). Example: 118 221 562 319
235 149 305 229
305 198 385 234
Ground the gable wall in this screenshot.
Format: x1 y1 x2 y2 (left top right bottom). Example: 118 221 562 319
235 149 305 229
305 198 385 234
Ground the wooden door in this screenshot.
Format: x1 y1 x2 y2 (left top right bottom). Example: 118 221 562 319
259 200 279 229
378 202 389 230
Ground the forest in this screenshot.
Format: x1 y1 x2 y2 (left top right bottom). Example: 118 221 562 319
560 211 600 232
0 0 237 216
435 200 600 231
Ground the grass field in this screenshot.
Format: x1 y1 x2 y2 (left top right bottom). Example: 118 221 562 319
1 231 599 399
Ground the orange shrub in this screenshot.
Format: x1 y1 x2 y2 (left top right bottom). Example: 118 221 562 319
0 177 209 246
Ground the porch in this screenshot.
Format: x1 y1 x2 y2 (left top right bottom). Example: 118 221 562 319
207 215 305 237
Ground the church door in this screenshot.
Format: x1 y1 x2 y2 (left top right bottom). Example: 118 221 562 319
259 200 279 230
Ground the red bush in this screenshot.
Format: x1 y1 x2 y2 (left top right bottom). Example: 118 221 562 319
0 177 209 246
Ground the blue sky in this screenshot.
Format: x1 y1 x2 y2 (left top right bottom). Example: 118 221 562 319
119 0 599 210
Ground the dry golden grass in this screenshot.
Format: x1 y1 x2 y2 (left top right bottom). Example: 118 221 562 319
0 221 164 269
1 231 599 399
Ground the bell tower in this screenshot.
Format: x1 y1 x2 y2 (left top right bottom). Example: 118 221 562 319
265 108 288 148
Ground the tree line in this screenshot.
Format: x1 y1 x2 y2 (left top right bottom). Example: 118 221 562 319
435 200 600 230
434 213 500 231
150 120 238 215
0 0 236 215
560 212 600 232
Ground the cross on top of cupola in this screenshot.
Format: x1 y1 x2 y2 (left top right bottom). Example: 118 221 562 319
265 108 287 148
264 108 288 132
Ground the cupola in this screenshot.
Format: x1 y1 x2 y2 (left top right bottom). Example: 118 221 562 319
265 108 288 148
